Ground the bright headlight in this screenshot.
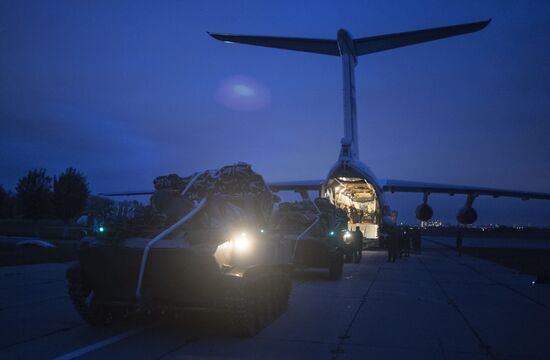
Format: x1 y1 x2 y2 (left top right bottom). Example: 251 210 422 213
232 232 252 253
343 231 352 244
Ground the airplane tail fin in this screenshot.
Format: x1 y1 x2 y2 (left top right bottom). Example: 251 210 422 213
354 20 490 56
207 32 340 56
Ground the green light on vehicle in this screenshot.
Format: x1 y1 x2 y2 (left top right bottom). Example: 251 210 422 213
98 226 105 233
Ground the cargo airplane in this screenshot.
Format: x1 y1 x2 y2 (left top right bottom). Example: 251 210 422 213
104 20 550 238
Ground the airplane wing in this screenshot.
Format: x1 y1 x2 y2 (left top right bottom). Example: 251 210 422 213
354 19 491 56
382 179 550 200
97 180 326 197
268 180 324 192
98 190 154 197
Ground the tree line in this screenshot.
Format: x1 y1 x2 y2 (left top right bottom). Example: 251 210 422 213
0 168 113 225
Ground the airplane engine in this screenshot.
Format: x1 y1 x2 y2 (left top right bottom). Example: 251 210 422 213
415 203 433 222
456 206 477 225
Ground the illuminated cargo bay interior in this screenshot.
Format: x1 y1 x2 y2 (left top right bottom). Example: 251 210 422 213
325 177 380 239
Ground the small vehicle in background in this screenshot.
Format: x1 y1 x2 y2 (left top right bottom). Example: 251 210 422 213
272 198 348 279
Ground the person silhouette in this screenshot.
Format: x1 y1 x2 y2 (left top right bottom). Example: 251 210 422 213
353 226 363 263
456 228 463 256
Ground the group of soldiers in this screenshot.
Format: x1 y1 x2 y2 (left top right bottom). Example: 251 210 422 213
341 206 375 224
383 226 422 262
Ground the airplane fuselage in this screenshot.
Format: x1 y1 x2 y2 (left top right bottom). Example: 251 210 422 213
325 29 386 237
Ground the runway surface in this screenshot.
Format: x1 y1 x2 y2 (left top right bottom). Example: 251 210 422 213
1 238 550 359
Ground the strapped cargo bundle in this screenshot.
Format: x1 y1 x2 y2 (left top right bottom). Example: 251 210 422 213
106 162 274 239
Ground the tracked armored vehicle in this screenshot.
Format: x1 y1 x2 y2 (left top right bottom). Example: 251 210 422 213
67 163 293 337
272 198 348 279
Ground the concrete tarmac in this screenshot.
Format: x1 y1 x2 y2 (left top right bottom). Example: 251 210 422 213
1 238 549 359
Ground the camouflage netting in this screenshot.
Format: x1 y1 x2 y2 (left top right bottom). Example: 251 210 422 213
274 201 318 232
108 163 274 238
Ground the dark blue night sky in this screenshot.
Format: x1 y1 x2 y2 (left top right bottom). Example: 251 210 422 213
1 0 550 225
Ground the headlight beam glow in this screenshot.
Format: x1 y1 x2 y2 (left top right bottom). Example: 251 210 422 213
233 232 252 253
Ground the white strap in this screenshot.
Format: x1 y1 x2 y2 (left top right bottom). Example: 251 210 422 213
292 198 322 258
181 170 205 197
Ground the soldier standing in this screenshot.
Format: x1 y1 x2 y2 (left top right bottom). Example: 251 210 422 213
398 228 404 258
353 226 363 263
417 228 422 254
413 227 422 254
387 226 398 262
386 227 393 262
456 228 463 256
404 228 411 257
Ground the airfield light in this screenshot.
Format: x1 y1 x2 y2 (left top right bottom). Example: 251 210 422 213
260 229 265 233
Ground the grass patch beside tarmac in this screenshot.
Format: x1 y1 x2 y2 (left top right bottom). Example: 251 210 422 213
463 247 550 279
0 242 78 267
0 219 86 240
426 235 550 278
0 219 85 266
